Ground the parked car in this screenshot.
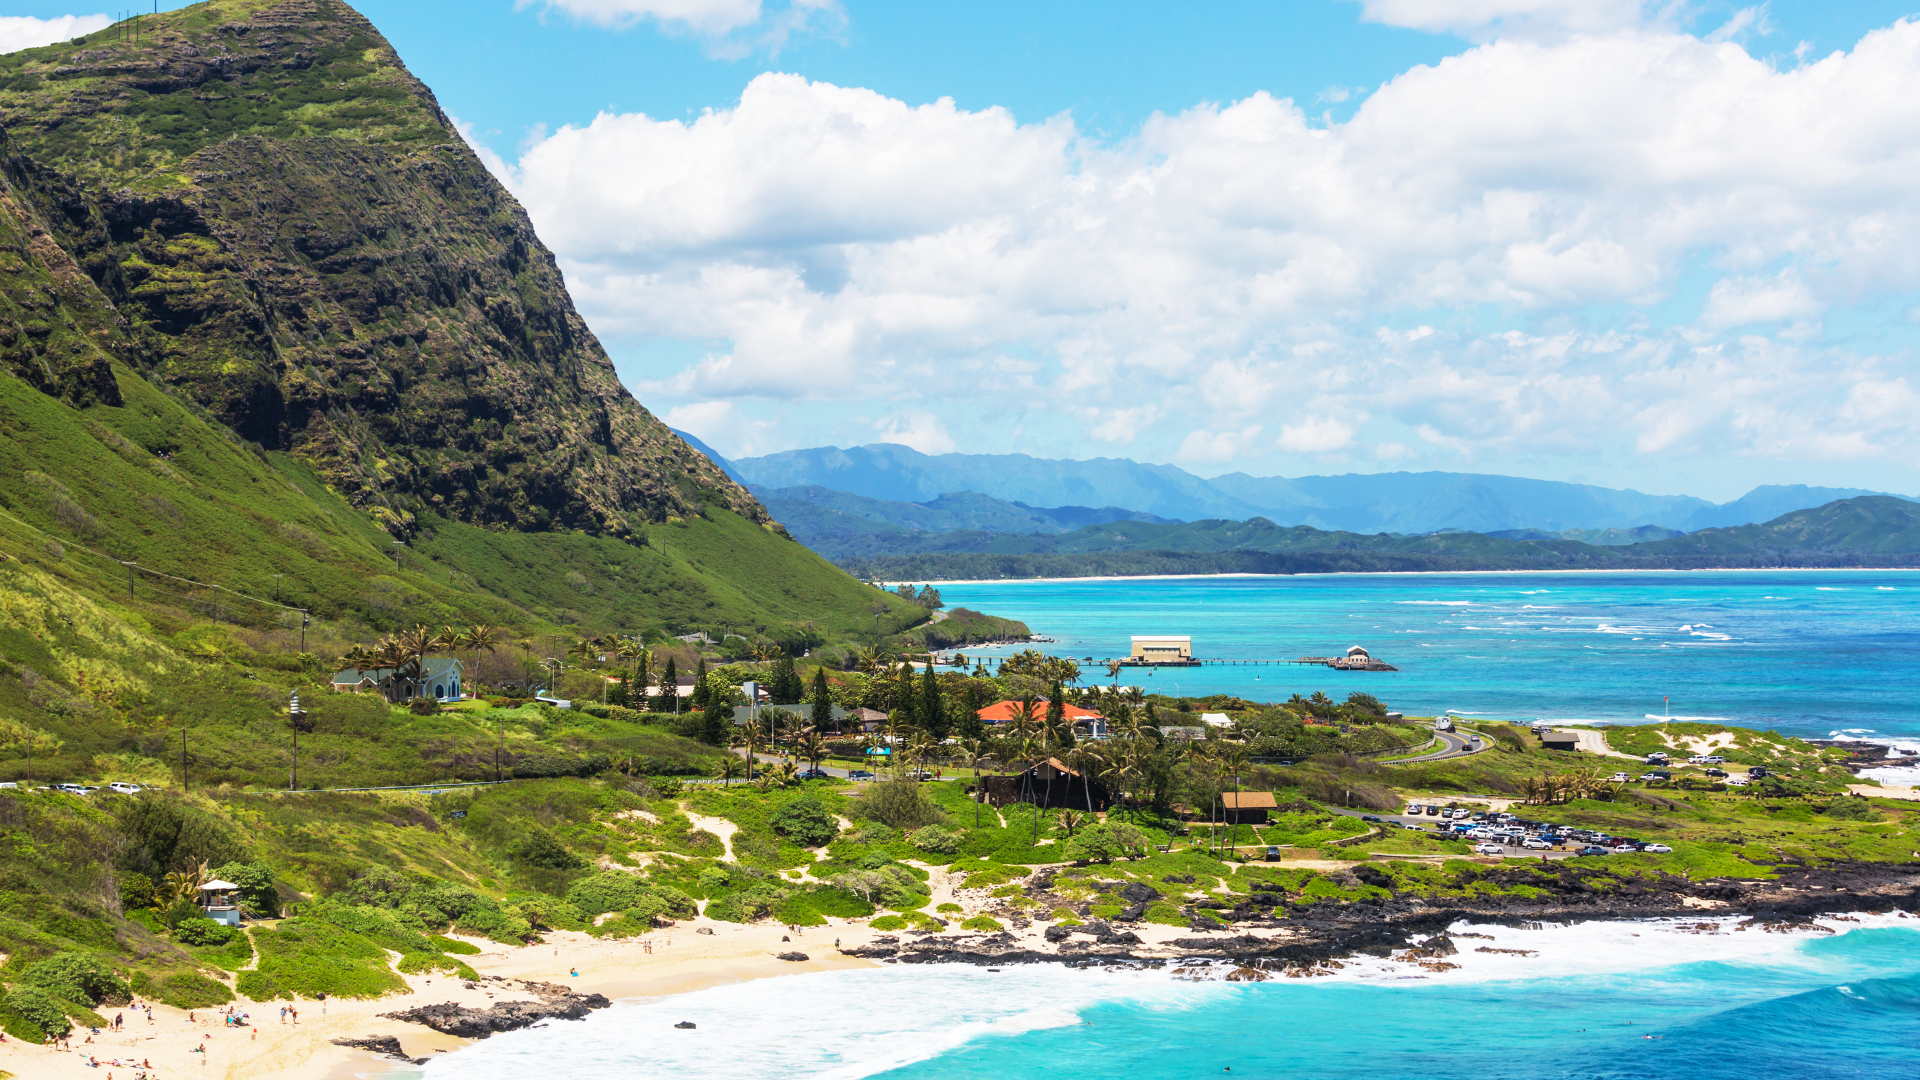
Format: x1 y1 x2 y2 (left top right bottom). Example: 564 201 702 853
1521 837 1553 850
108 782 142 794
1360 815 1383 823
1405 805 1423 815
55 783 89 795
1704 768 1728 778
1641 843 1673 853
1748 766 1769 778
1473 842 1505 855
1426 806 1441 816
1725 777 1749 786
795 769 831 781
1611 772 1631 783
906 769 934 781
1704 756 1726 764
1574 846 1611 856
847 769 876 781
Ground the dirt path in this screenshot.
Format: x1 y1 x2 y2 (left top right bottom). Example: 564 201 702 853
681 808 739 863
1568 729 1643 760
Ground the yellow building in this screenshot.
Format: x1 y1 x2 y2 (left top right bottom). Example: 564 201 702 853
1130 635 1192 663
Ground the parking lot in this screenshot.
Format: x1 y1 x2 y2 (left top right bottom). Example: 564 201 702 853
1331 803 1675 859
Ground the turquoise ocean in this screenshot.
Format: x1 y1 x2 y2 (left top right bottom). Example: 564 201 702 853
407 917 1920 1080
401 571 1920 1079
937 569 1920 749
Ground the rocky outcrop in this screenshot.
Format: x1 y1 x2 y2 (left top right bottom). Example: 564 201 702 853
379 978 611 1039
0 0 770 538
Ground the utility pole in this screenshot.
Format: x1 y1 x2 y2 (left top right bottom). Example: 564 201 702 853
392 541 405 573
288 691 310 791
121 561 134 599
273 573 283 603
495 714 503 782
300 610 309 652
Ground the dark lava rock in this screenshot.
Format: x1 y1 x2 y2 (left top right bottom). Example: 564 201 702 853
776 951 809 961
1120 882 1162 903
1044 925 1073 943
1118 902 1147 922
331 1036 423 1064
380 985 612 1039
675 1021 697 1029
1351 865 1394 889
1164 874 1196 884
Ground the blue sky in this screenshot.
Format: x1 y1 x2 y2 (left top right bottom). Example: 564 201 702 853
10 0 1920 501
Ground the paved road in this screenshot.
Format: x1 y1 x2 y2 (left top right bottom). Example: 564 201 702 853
1391 728 1488 763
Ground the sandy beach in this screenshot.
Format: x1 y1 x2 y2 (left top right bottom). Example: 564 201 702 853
0 918 880 1080
0 853 1329 1080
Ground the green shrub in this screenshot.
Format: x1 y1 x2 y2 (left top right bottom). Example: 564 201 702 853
243 918 408 1000
960 915 1003 932
314 904 434 954
868 914 907 931
4 986 68 1038
936 902 962 913
510 896 588 932
858 780 947 830
428 934 481 955
566 872 648 917
150 972 232 1009
514 828 586 871
211 862 280 918
1143 901 1188 926
1063 822 1147 864
125 908 165 933
0 989 47 1042
771 795 839 847
118 872 157 911
848 821 894 844
20 953 131 1007
908 825 964 855
174 917 237 946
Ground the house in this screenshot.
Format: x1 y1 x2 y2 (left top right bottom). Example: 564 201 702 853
642 676 697 700
330 657 464 703
1540 731 1580 751
1130 635 1192 664
1219 791 1277 825
978 757 1108 810
731 703 857 730
199 879 242 926
1200 712 1233 728
976 700 1108 738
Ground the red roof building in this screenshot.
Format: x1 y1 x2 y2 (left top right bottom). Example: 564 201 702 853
976 700 1105 725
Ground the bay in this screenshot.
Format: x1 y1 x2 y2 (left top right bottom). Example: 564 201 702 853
935 569 1920 746
407 917 1920 1080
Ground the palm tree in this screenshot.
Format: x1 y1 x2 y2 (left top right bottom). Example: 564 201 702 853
1068 741 1105 816
568 638 600 668
731 724 769 782
961 736 991 827
856 647 889 677
461 624 501 695
713 755 743 787
1055 809 1086 838
797 731 829 774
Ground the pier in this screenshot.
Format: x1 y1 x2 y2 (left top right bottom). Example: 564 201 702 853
1108 643 1396 672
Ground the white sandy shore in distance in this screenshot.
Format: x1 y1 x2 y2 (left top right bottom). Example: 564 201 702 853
891 566 1919 587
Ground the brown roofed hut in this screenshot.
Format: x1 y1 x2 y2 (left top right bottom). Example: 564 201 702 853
1219 791 1277 825
979 757 1109 811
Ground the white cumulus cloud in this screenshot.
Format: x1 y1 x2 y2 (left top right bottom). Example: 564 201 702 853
497 18 1920 472
1356 0 1659 40
869 412 956 456
0 14 110 54
517 0 843 54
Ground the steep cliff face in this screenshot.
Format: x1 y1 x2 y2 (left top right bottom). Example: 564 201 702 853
0 0 764 538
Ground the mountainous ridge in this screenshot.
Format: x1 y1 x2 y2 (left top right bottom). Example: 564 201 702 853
0 0 932 645
839 496 1920 581
730 441 1916 537
0 0 761 539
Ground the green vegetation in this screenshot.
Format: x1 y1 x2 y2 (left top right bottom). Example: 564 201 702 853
839 496 1920 579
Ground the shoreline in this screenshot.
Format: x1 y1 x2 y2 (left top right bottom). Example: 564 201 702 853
21 854 1915 1079
904 566 1920 587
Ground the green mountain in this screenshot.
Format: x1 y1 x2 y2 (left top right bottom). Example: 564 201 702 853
843 496 1920 580
752 484 1178 559
0 0 937 644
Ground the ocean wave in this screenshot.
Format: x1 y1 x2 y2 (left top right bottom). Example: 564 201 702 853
1643 713 1736 723
1396 600 1473 605
1315 912 1920 987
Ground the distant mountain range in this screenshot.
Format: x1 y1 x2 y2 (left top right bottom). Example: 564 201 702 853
840 496 1920 580
724 443 1913 537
